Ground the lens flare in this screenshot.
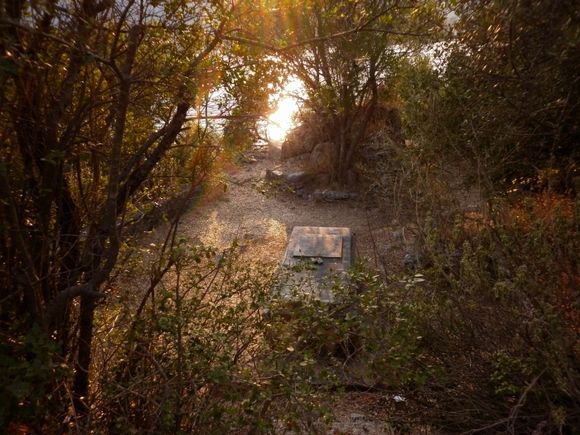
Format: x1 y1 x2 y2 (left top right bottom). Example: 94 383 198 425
266 76 303 143
266 96 298 142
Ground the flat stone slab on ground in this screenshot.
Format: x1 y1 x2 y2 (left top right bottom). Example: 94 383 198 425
278 226 353 304
313 189 358 201
292 234 343 258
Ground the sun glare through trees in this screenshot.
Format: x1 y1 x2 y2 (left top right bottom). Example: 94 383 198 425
265 76 304 142
1 0 578 433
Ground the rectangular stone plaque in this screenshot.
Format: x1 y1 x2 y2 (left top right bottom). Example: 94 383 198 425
292 234 343 258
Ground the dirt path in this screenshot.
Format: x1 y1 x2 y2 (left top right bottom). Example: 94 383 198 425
179 147 384 267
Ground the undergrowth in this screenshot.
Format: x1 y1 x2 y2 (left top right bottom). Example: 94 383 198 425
92 242 335 433
404 192 579 432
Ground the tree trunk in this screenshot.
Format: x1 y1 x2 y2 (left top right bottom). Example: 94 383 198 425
73 291 97 417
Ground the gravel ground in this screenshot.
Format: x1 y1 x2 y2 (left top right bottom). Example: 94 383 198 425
179 149 387 267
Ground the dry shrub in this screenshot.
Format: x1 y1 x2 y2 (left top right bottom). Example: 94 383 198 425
502 191 576 231
400 191 580 433
362 127 464 228
363 127 578 430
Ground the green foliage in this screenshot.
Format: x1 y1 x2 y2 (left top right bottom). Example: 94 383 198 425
402 0 580 192
1 0 577 432
261 0 445 181
0 324 70 431
399 193 580 431
94 238 461 432
0 0 270 425
221 56 281 152
94 242 332 433
368 60 578 427
267 262 438 390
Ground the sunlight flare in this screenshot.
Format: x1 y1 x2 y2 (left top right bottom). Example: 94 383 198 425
265 76 304 143
266 96 298 142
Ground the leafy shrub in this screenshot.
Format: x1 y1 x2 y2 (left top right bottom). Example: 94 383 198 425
93 242 333 433
0 324 70 432
267 261 441 392
400 192 579 432
93 237 448 433
400 1 580 192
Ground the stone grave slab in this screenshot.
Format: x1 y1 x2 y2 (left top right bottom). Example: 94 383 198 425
292 234 343 258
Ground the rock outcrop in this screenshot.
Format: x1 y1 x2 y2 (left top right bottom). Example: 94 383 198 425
281 138 316 160
309 141 335 174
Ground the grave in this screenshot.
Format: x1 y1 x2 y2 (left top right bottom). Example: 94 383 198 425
277 226 354 304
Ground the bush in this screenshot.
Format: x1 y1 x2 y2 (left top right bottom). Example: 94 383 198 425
396 192 579 432
0 324 70 432
91 235 460 432
92 242 334 433
399 1 580 192
362 104 578 430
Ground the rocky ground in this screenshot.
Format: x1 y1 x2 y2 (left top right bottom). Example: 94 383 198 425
179 144 418 273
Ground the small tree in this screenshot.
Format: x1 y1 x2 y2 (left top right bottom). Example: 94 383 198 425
405 0 580 192
242 0 442 182
0 0 243 427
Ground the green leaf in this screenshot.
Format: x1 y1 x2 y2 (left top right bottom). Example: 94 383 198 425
7 380 31 400
0 58 18 76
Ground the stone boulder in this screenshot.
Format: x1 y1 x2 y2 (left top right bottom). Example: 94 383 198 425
284 171 314 188
309 141 335 174
312 189 358 201
281 138 316 160
265 169 284 182
265 169 314 189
